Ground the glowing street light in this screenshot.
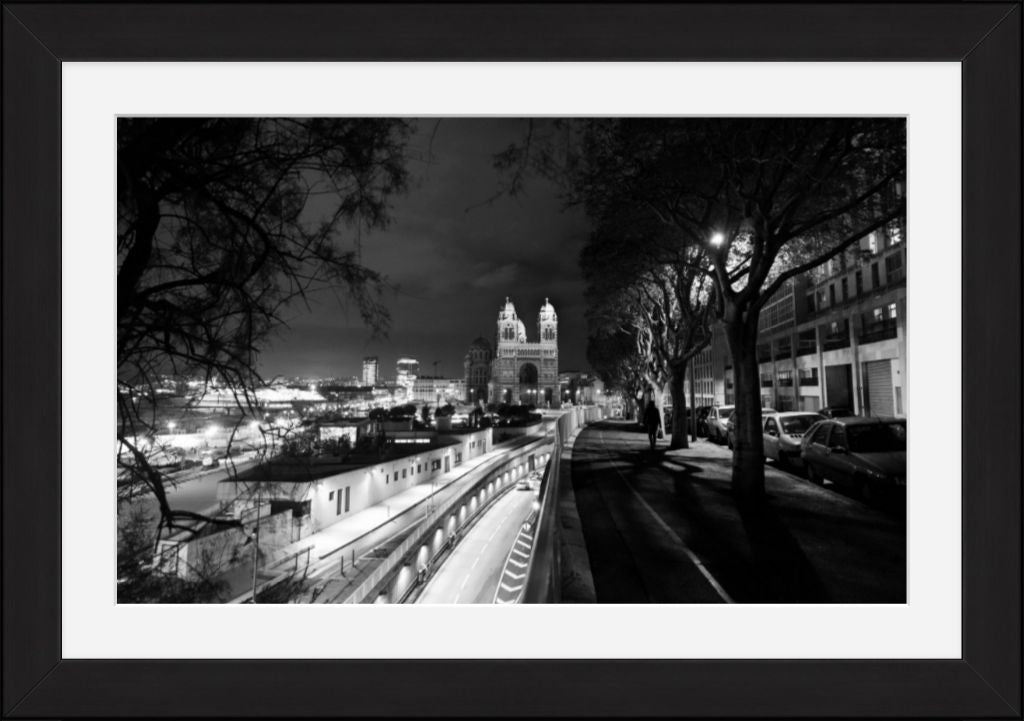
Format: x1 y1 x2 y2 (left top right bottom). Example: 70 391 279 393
167 421 176 433
710 232 725 247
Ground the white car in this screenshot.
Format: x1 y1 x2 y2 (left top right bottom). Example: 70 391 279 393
763 411 826 465
705 405 734 443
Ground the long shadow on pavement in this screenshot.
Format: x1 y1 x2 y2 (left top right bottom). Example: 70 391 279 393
653 458 829 602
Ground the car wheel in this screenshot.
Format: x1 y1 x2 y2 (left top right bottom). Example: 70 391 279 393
806 463 823 485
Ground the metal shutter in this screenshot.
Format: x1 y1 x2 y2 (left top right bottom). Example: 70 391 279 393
864 360 894 417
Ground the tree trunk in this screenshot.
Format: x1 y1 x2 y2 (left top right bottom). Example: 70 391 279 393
689 360 698 442
668 363 689 449
725 317 767 502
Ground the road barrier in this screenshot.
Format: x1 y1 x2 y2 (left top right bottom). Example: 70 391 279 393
521 405 604 603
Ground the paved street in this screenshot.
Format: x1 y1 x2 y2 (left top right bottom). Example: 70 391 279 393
415 483 538 604
567 420 906 603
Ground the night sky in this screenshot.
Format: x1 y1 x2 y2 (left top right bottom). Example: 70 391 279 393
259 119 593 382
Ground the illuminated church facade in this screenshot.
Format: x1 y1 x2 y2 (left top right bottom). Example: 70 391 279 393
488 297 560 407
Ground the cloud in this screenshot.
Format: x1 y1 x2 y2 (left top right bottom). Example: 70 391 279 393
469 262 519 289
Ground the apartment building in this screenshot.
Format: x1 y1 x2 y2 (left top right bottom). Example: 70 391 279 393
690 219 907 418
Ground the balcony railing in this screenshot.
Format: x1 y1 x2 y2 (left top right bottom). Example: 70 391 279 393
858 320 898 344
822 334 850 351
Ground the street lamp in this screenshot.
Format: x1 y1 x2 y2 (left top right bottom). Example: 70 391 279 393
710 232 725 247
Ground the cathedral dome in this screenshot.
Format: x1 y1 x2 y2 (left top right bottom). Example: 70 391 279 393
469 336 491 350
499 296 518 321
540 297 555 313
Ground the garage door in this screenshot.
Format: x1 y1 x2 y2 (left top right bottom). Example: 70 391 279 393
863 360 894 417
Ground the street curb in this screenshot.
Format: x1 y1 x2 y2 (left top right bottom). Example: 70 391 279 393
557 426 597 603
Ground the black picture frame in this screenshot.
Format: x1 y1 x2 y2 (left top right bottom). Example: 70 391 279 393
2 2 1020 718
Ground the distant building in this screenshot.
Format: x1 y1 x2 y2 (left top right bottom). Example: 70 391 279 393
411 376 467 405
362 356 379 386
488 297 559 407
463 337 493 404
396 357 419 402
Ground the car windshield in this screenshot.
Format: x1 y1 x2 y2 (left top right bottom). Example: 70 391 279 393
846 422 907 453
780 415 823 434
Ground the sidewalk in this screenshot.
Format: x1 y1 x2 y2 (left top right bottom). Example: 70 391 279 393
565 420 906 603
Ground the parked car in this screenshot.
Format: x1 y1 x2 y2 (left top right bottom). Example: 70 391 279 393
725 407 777 449
706 405 735 443
763 411 826 465
689 405 713 436
819 406 855 419
800 417 906 500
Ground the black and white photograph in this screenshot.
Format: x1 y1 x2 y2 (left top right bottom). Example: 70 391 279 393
117 116 908 605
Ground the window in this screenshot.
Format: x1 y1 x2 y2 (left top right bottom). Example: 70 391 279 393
336 490 342 515
873 307 885 323
871 262 880 288
868 233 879 254
329 490 335 501
888 302 897 320
417 464 421 473
855 270 863 296
799 367 819 386
344 486 350 513
765 418 779 434
402 469 406 479
829 284 836 306
886 253 904 284
760 373 773 388
886 219 904 246
777 370 793 387
830 425 847 449
841 278 849 302
810 425 831 445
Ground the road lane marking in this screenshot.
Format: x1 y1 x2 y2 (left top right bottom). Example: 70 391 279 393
596 429 734 604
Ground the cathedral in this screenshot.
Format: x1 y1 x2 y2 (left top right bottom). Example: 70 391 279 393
463 297 560 408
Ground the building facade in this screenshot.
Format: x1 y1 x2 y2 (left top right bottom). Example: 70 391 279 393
708 222 907 417
487 297 560 407
463 337 493 405
411 376 468 405
395 357 419 402
361 356 379 386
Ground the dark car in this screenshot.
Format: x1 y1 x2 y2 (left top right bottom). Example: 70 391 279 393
800 417 906 500
692 406 713 436
819 406 855 419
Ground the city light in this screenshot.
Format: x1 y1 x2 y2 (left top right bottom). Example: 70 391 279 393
204 424 220 437
710 232 725 247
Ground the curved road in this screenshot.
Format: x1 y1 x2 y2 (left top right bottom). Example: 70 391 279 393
416 483 538 604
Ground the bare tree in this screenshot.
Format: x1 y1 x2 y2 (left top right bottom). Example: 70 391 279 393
544 118 905 499
582 206 716 449
117 118 411 563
